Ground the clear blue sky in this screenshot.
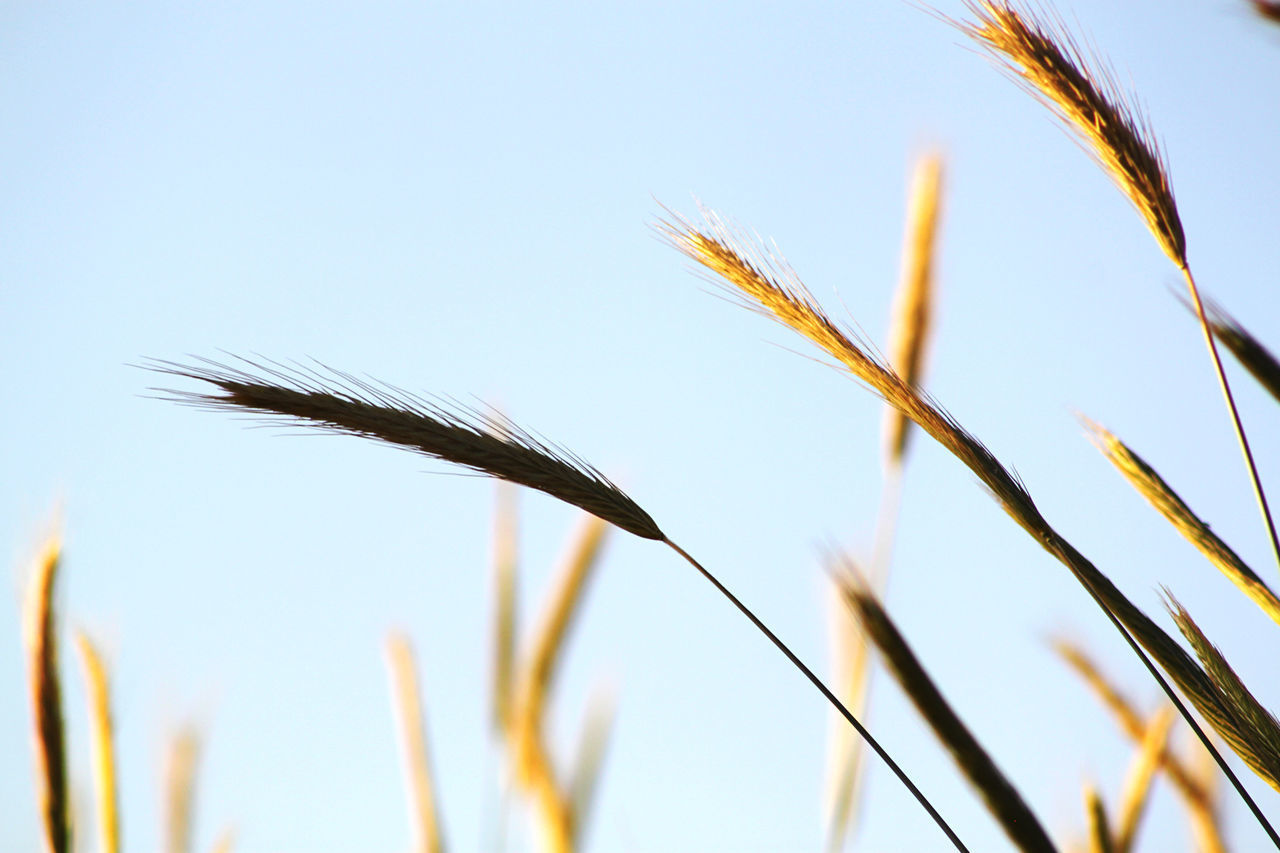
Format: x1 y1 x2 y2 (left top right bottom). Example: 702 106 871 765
4 2 1280 851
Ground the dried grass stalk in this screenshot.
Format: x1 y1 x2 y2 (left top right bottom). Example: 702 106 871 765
206 829 235 853
24 531 70 853
659 206 1277 842
1054 641 1225 853
568 686 614 849
952 1 1184 266
148 357 663 541
1084 419 1280 625
838 569 1055 853
824 571 873 851
1191 297 1280 407
386 632 446 853
75 631 120 853
1166 594 1280 792
1084 785 1114 853
1114 707 1174 853
492 483 520 734
163 726 201 853
884 152 945 469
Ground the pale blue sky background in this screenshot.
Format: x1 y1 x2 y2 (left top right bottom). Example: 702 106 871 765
4 2 1280 851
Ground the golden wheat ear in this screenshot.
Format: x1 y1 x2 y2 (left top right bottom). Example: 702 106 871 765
24 529 70 853
835 565 1056 853
1083 418 1280 625
74 631 120 853
949 1 1184 266
1165 593 1280 792
385 632 446 853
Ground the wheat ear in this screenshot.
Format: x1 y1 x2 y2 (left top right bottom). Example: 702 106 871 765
386 632 446 853
658 206 1279 846
837 567 1056 853
1084 419 1280 625
75 631 120 853
951 0 1280 574
1251 1 1280 24
1165 594 1280 791
151 355 967 850
24 531 70 853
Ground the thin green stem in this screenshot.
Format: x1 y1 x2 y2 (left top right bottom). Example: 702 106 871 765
1181 266 1280 575
662 538 968 853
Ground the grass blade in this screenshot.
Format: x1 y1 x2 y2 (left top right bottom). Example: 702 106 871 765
1114 707 1173 853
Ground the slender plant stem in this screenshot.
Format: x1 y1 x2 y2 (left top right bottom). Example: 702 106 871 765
870 463 905 586
662 537 968 853
1180 266 1280 576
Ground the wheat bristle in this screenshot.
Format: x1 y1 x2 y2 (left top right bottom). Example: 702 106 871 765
24 531 70 853
839 570 1055 853
953 1 1185 266
75 631 120 853
385 632 446 853
1084 418 1280 625
147 356 663 541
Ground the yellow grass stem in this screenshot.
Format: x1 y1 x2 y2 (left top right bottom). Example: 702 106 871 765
75 631 120 853
568 686 614 848
884 152 945 470
1054 641 1225 853
163 725 201 853
385 632 446 853
492 483 519 734
24 530 70 853
1114 707 1174 853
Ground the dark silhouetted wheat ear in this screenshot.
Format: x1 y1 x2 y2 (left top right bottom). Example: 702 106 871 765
1084 785 1114 853
1252 1 1280 25
1185 295 1280 406
150 355 967 852
659 205 1279 847
837 566 1056 853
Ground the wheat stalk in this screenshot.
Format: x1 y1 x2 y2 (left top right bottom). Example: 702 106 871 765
386 632 446 853
837 567 1056 853
658 205 1279 845
24 530 70 853
492 483 520 735
151 355 968 850
75 631 120 853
